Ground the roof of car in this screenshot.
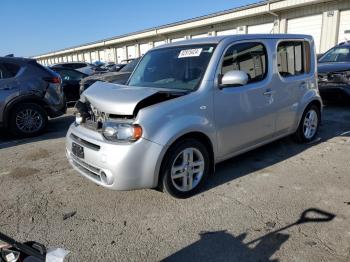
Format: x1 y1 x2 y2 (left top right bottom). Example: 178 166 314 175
337 41 350 47
0 56 36 63
153 34 315 50
51 62 89 66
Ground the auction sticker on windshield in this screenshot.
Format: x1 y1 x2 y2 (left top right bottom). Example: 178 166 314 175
178 48 202 58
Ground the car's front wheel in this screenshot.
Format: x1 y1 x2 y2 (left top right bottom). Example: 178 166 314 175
10 103 48 137
293 104 320 143
160 139 210 198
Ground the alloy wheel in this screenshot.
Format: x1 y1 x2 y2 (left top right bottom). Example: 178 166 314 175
15 108 43 134
170 147 205 192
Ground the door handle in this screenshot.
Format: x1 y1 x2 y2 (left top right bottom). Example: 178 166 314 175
300 81 307 89
263 90 274 96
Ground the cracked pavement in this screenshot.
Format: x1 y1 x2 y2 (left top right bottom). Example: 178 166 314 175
0 105 349 261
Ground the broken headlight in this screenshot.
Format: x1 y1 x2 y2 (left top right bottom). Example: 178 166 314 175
102 122 142 142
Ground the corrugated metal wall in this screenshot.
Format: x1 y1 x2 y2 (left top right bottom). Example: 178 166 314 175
36 0 350 65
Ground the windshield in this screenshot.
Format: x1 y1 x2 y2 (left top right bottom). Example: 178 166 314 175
128 45 216 90
319 46 350 63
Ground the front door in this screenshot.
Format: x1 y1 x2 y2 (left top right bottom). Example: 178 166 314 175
213 41 276 159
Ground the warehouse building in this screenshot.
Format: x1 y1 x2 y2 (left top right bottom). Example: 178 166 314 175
34 0 350 65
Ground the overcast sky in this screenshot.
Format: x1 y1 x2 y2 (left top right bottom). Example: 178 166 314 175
1 0 260 57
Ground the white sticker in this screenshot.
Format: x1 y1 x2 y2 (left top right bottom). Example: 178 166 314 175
178 48 202 58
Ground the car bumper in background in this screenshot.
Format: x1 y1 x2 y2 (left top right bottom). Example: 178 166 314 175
318 82 350 99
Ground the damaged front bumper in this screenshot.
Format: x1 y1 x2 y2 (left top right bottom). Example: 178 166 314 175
318 82 350 98
65 123 164 190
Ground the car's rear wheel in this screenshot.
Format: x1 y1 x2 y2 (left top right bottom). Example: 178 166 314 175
160 139 210 198
10 103 48 137
293 104 320 143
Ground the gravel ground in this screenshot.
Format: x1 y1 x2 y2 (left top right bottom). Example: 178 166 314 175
0 105 349 262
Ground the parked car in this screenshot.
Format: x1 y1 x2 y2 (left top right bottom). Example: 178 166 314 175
66 34 321 198
50 67 87 103
103 63 125 72
317 41 350 101
79 58 140 94
51 62 96 75
0 57 66 137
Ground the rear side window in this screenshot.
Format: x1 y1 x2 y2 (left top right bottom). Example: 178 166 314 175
221 42 267 84
277 41 311 77
0 62 20 79
55 69 86 81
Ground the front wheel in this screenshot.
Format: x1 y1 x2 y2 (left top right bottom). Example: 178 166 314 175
160 139 210 198
10 103 48 137
293 104 320 143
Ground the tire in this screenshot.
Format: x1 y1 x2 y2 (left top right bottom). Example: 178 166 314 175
10 103 48 137
293 104 320 143
160 139 210 198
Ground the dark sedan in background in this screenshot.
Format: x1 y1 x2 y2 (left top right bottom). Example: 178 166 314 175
318 42 350 102
51 66 87 103
79 57 140 94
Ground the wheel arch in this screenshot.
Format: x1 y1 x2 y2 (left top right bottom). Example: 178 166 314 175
296 99 322 129
156 131 215 188
3 95 48 127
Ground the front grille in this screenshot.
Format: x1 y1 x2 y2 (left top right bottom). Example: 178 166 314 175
70 153 101 182
70 133 100 151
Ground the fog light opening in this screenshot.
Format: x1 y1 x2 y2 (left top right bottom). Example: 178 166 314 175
100 171 108 184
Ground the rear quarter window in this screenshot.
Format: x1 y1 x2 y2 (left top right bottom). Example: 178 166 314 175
0 62 21 79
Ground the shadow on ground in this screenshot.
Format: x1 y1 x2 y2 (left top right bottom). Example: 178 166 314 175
0 114 75 149
163 208 335 262
202 104 350 193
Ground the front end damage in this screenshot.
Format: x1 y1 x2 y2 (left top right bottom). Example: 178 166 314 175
318 70 350 99
65 82 188 190
74 82 189 132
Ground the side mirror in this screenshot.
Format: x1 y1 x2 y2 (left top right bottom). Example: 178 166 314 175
220 70 249 88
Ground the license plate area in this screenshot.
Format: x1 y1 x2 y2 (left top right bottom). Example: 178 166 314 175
72 142 84 159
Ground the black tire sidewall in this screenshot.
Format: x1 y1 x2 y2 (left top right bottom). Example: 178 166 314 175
161 139 210 198
10 103 48 137
296 105 321 143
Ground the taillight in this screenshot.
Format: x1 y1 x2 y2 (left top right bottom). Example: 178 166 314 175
43 76 61 84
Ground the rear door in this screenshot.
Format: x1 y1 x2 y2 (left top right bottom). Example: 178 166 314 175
0 61 21 122
213 41 276 159
274 40 313 133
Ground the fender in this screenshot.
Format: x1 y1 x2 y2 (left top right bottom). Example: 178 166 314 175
142 113 217 188
294 89 323 131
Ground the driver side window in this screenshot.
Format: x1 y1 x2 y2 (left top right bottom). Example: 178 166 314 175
221 42 268 84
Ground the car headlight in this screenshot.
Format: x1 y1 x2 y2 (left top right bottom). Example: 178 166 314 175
102 122 142 142
75 114 82 125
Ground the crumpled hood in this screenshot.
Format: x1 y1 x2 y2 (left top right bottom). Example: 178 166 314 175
82 82 159 115
318 62 350 74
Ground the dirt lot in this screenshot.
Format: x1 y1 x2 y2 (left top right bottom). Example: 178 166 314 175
0 105 349 262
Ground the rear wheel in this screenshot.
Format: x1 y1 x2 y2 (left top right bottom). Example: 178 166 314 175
10 103 48 137
293 104 320 143
160 139 210 198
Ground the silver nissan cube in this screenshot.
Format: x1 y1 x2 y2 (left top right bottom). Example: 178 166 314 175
66 34 322 198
